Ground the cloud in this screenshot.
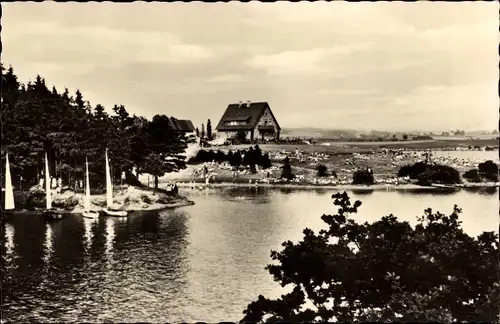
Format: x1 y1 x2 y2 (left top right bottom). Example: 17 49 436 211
1 2 497 131
5 21 215 67
246 43 374 76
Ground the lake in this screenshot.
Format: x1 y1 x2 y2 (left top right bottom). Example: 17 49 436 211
1 187 498 322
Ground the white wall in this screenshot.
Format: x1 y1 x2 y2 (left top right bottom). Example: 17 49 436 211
254 106 279 139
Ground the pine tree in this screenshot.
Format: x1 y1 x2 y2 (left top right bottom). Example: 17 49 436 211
195 127 200 137
281 156 294 181
201 123 206 139
1 65 192 192
207 119 212 140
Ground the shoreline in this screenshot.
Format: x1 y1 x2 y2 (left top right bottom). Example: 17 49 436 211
176 181 500 191
6 185 195 215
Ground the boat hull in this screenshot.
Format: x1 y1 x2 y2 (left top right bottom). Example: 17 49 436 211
103 208 128 217
82 210 100 219
431 183 459 190
43 209 66 221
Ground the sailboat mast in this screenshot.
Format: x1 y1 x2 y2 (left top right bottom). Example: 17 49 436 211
105 149 113 207
5 153 15 210
45 152 52 210
85 157 91 211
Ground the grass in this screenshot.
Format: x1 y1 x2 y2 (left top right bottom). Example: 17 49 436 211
221 138 498 153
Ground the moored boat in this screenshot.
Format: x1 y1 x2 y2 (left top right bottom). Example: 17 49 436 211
102 149 128 217
431 183 459 190
43 152 66 221
82 157 99 219
2 153 16 222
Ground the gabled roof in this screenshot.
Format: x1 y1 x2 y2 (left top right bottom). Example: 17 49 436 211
215 102 281 131
169 117 195 132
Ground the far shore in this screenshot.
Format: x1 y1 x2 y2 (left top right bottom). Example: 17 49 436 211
174 181 500 191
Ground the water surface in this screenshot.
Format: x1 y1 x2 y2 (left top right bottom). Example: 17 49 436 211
2 187 498 322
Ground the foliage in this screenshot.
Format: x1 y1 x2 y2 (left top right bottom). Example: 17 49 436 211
397 161 431 179
1 64 187 190
402 134 408 141
352 169 374 185
241 192 499 323
463 169 481 183
417 165 461 186
478 160 499 182
195 127 200 137
187 146 272 170
207 119 212 140
281 157 294 181
201 123 206 139
316 164 328 177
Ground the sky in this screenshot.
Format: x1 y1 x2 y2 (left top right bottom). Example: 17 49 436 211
2 2 498 132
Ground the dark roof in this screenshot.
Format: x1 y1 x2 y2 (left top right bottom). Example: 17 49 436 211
169 118 195 132
215 102 281 131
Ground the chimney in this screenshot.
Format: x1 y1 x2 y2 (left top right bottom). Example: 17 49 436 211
246 100 251 107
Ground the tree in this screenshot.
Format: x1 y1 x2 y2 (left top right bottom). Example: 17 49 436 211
241 192 499 323
195 127 200 137
201 123 206 139
207 119 212 140
281 157 294 181
403 134 408 141
261 153 272 169
141 114 188 191
478 160 499 181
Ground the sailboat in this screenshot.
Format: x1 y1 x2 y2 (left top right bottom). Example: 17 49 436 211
82 157 99 219
102 149 127 217
2 153 16 221
42 152 64 221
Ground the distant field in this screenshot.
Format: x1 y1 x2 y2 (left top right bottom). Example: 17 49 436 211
221 138 498 154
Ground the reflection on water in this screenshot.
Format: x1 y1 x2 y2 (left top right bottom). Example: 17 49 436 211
105 217 115 262
43 223 53 264
350 189 374 196
4 222 15 257
1 188 498 322
82 217 96 253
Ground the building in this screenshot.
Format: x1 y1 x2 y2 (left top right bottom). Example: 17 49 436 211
168 117 195 134
215 101 281 141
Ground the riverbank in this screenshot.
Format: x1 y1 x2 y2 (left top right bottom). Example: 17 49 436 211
10 185 194 214
175 180 500 191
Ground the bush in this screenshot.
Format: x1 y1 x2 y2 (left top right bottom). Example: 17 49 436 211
281 157 294 181
352 169 374 185
316 164 328 177
417 165 461 186
241 192 499 322
397 161 431 179
141 194 152 204
463 169 481 183
478 160 499 181
260 153 272 169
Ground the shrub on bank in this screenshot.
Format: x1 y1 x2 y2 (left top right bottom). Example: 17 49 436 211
241 192 499 322
397 161 431 179
417 165 461 186
463 169 481 183
478 160 499 182
352 169 374 185
316 164 328 177
188 146 272 169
